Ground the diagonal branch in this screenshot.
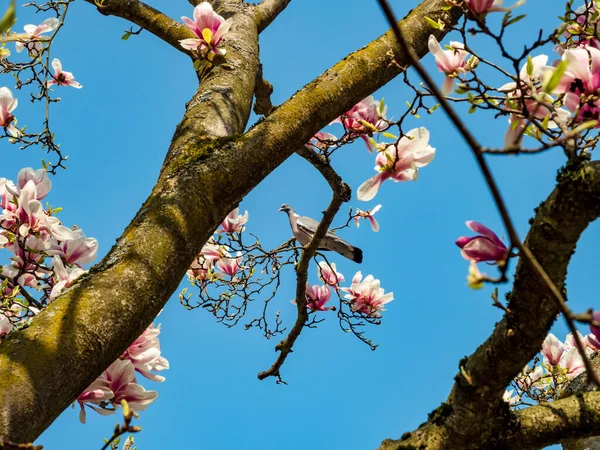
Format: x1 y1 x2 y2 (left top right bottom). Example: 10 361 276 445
83 0 192 55
0 0 462 442
508 391 600 450
257 147 350 381
254 0 292 33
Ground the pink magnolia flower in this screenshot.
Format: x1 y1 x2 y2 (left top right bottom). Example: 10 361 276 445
541 333 566 366
0 232 7 248
187 257 212 282
200 239 228 262
565 330 600 356
357 127 435 201
215 251 242 277
76 376 114 424
47 59 82 89
0 314 13 341
516 364 544 390
500 55 571 147
341 271 394 317
105 359 158 412
354 204 382 232
317 261 345 286
305 283 334 311
218 207 248 233
502 389 519 406
543 46 600 123
179 2 232 59
306 131 337 151
16 18 59 55
455 221 508 263
428 36 470 95
332 96 388 152
0 87 20 137
463 0 522 15
49 256 86 300
47 231 99 266
17 168 51 200
558 346 585 378
122 323 169 382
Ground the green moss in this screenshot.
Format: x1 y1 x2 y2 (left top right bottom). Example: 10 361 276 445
427 402 453 426
163 135 240 178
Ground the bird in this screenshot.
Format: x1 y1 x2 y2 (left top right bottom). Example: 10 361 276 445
278 203 363 263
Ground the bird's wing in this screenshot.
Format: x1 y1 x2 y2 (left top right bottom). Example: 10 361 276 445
297 216 363 263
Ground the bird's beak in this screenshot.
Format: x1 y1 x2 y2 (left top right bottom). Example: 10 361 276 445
278 206 284 212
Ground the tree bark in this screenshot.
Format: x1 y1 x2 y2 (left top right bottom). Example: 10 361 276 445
0 0 460 442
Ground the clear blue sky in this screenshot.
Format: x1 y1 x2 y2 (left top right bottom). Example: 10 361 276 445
0 0 595 448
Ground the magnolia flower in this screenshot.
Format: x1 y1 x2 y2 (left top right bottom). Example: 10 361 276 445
47 233 99 266
200 238 228 262
215 251 242 277
502 389 519 406
49 256 86 300
590 310 600 342
354 204 382 232
463 0 522 15
304 283 334 311
105 359 158 412
0 314 13 341
516 364 544 390
122 323 169 382
357 127 435 201
218 208 248 233
332 96 388 152
0 232 7 248
317 261 345 286
16 18 59 55
542 45 600 123
455 221 508 263
428 36 471 95
341 271 394 317
17 168 51 200
76 377 114 424
500 55 571 147
187 257 212 282
558 346 586 378
565 330 599 356
0 87 20 137
179 2 232 59
47 59 82 89
541 333 566 366
306 131 337 151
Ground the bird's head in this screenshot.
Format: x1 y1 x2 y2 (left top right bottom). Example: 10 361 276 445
278 203 292 213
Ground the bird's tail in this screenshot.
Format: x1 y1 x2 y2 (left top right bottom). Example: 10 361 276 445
322 237 363 263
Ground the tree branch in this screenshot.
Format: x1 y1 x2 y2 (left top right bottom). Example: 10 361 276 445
257 147 350 381
255 0 292 33
0 0 461 441
510 392 600 450
83 0 192 55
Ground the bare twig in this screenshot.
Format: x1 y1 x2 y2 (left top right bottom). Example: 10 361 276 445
257 147 350 381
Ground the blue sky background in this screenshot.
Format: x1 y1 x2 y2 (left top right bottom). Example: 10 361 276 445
0 0 596 448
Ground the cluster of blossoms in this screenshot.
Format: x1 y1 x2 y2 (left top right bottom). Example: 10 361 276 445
76 322 169 423
306 96 436 203
179 2 232 61
298 262 394 318
455 221 509 288
0 168 167 423
504 326 600 406
187 207 249 286
0 15 82 140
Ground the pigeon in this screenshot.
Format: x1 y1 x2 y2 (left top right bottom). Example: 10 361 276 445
279 204 363 263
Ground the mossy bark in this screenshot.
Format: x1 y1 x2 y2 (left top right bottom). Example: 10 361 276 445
0 0 461 442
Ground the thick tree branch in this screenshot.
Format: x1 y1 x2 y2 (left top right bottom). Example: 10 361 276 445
254 0 292 33
0 0 461 442
83 0 192 55
257 147 350 381
510 392 600 450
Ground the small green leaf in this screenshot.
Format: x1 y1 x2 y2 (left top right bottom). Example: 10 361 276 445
505 14 527 26
526 55 534 77
424 16 441 30
122 31 132 40
543 60 569 93
0 1 16 36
